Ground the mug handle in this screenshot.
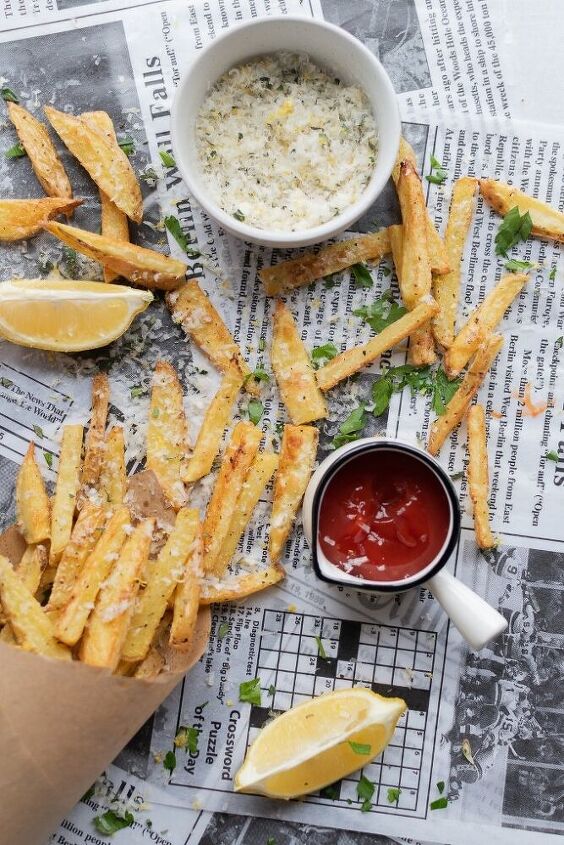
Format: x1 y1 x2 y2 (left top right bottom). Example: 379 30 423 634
425 569 507 651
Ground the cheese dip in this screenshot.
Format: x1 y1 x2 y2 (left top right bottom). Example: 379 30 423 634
195 52 378 232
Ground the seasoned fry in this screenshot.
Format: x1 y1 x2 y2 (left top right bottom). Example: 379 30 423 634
170 517 202 650
203 421 262 575
260 229 391 295
122 508 200 662
0 197 81 241
15 442 50 544
316 299 439 392
46 503 106 615
270 424 318 563
82 111 130 283
80 518 154 670
44 221 186 291
99 426 127 507
432 177 477 348
49 424 83 564
44 105 143 223
445 273 528 378
480 178 564 242
0 555 70 660
16 543 48 597
55 505 130 646
167 280 254 390
147 361 190 510
183 370 242 483
428 335 504 456
390 225 434 366
213 451 279 576
133 612 171 679
77 373 109 510
7 101 72 200
467 405 496 549
200 562 285 605
271 301 327 424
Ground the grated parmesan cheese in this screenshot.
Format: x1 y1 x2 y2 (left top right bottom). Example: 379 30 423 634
196 51 378 231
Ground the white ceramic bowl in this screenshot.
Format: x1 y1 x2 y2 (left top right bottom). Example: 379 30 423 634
171 16 401 248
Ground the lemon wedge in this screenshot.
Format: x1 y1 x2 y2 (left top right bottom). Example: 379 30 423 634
0 279 153 352
234 688 406 799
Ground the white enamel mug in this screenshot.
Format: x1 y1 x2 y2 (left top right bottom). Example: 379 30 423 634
302 438 507 651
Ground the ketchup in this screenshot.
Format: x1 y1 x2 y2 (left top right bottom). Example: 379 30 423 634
318 451 450 582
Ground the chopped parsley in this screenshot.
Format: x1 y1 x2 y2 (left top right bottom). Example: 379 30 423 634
495 206 533 256
0 377 13 388
117 138 135 156
426 154 447 185
437 780 445 794
5 142 26 159
430 796 448 810
244 367 270 385
315 635 327 658
311 342 338 368
546 450 559 462
175 726 199 755
130 386 145 399
93 809 134 835
258 338 266 352
159 150 176 167
387 786 401 804
449 470 464 481
140 166 159 186
266 838 276 845
504 258 537 272
32 424 44 439
556 336 563 350
164 215 201 258
1 86 18 103
44 451 53 469
351 262 373 288
431 368 461 415
549 266 557 281
320 783 339 800
268 684 276 697
62 245 79 277
218 621 230 639
247 399 264 426
357 774 375 812
381 265 391 277
331 404 366 449
353 289 407 334
372 365 460 419
233 209 245 222
348 741 371 755
239 677 262 705
163 750 176 774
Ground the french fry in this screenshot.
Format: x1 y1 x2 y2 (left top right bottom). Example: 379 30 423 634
80 518 154 670
77 373 110 509
0 555 70 660
259 229 391 295
200 562 285 605
467 405 496 549
82 111 130 283
480 178 564 242
44 221 186 291
170 518 202 650
146 361 190 510
133 612 171 679
49 424 83 565
444 273 528 378
55 505 130 646
316 299 439 392
203 421 262 575
44 105 143 223
46 503 106 616
121 508 200 662
0 197 81 241
15 442 50 544
16 543 48 597
98 426 127 507
271 301 327 424
270 424 318 563
428 335 504 456
183 370 242 483
213 451 279 576
7 101 72 201
396 160 435 366
432 177 478 348
390 224 435 367
167 280 254 390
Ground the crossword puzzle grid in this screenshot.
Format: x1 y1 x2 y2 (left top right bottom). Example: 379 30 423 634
248 610 438 813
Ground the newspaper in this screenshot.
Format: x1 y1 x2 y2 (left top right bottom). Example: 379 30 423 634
1 1 561 845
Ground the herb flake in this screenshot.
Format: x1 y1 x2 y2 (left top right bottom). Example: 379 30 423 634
117 138 135 156
5 142 26 159
348 741 371 755
504 258 537 272
1 86 18 103
44 451 53 469
233 209 245 222
353 289 407 334
546 450 559 462
495 206 533 256
331 404 366 449
239 677 262 705
159 150 176 167
351 262 373 288
93 809 134 835
426 154 447 185
315 635 327 658
163 750 176 774
247 399 263 426
218 621 230 639
357 774 375 812
430 796 448 810
164 215 201 257
387 786 401 804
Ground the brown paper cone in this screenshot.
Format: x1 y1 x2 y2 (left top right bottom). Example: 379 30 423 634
0 606 210 845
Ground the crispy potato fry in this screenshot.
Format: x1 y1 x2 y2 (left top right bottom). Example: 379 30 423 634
467 405 496 549
122 508 200 662
390 224 435 366
203 421 262 575
260 229 391 295
82 111 130 283
146 361 190 510
183 371 242 483
16 442 50 544
0 555 70 660
99 426 127 507
133 612 171 679
213 451 279 576
316 299 439 392
77 373 109 510
432 177 477 348
7 101 72 200
80 518 154 670
0 197 81 241
167 280 254 390
44 221 186 291
44 105 142 223
270 424 318 562
46 503 106 615
480 178 564 242
271 301 327 424
428 335 504 456
16 543 48 597
200 562 285 605
170 517 202 650
445 273 528 378
55 505 130 646
50 424 83 565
